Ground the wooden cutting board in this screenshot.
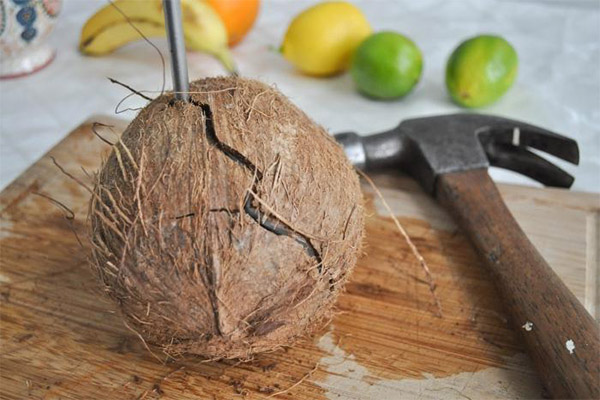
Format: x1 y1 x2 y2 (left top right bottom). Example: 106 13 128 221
1 119 598 400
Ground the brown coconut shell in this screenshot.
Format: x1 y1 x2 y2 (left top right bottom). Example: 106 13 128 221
89 77 364 359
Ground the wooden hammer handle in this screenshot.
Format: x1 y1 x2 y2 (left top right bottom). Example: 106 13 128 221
436 168 599 399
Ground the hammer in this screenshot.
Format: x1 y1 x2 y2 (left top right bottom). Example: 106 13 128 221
335 114 599 399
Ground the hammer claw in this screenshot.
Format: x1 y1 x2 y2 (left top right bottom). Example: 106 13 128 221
483 141 575 188
482 121 579 165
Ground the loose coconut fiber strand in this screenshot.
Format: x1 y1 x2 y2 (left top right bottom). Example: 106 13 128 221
358 170 443 318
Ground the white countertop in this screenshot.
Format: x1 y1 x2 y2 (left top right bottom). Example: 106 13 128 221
1 0 599 192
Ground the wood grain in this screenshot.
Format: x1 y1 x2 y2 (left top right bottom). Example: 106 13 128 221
1 120 598 399
437 169 600 399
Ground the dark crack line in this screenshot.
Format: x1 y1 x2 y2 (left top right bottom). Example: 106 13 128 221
199 102 263 179
174 213 195 220
209 208 240 214
194 101 323 272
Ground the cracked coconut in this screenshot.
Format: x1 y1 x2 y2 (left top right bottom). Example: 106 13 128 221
89 77 365 359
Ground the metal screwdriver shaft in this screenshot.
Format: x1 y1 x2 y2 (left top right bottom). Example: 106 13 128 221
163 0 189 102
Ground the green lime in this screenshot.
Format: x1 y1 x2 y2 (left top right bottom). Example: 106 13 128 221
351 31 423 100
446 35 518 108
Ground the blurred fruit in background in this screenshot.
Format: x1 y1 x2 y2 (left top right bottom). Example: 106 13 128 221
207 0 259 46
281 1 371 76
79 0 236 73
351 31 422 100
446 35 518 108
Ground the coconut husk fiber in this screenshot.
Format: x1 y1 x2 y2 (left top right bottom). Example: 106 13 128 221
89 76 364 360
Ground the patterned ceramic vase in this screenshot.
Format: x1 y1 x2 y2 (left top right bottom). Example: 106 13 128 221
0 0 62 79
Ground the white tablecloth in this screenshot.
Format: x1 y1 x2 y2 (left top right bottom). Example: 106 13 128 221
1 0 599 192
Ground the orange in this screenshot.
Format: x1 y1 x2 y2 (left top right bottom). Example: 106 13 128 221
207 0 260 46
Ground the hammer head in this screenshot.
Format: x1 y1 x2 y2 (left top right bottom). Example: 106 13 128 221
335 113 579 194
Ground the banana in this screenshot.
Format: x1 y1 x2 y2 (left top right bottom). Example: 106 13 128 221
80 0 236 73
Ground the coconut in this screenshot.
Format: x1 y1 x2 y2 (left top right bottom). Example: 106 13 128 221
89 77 364 359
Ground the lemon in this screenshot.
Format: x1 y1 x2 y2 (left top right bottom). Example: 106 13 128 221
281 1 371 76
446 35 518 108
351 31 423 99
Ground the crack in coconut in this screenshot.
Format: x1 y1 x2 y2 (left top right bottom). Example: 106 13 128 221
194 101 324 272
